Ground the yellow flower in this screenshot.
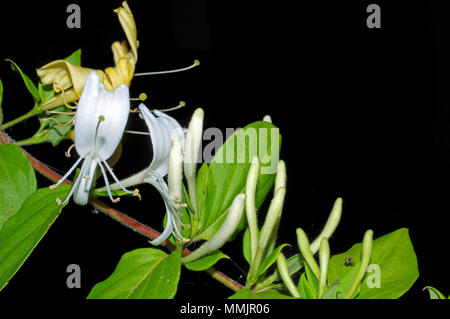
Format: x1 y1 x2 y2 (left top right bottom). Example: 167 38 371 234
36 1 138 109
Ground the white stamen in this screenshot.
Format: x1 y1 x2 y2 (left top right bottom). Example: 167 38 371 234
97 160 117 203
51 156 84 189
134 60 200 76
102 160 134 194
124 130 150 136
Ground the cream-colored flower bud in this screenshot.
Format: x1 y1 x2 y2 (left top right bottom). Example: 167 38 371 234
184 108 204 212
168 138 184 200
182 193 246 263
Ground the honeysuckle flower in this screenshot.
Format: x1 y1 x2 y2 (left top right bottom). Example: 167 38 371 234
50 71 133 205
100 103 186 245
36 1 138 109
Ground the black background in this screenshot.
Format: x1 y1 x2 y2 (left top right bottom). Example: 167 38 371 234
1 0 450 305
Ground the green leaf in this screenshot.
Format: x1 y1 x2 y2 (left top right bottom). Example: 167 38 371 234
38 82 56 104
297 272 317 299
6 59 40 102
183 250 228 271
229 287 294 299
0 145 37 231
64 49 82 66
333 263 360 299
270 253 305 283
424 286 447 300
327 228 419 299
243 228 252 264
321 281 339 299
195 162 209 219
0 185 70 290
87 248 182 299
31 106 73 146
258 244 289 277
197 121 281 240
303 261 319 293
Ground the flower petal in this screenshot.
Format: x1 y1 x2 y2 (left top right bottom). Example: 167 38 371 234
138 104 184 178
74 72 130 160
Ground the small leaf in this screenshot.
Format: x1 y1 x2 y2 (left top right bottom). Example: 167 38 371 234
258 244 289 277
0 145 37 230
297 273 317 299
327 228 419 299
64 49 82 66
195 162 209 218
270 253 305 283
424 286 447 300
33 106 73 146
303 261 319 293
87 248 182 299
38 82 56 104
321 281 339 299
183 250 228 271
229 287 294 299
0 185 70 291
6 59 39 102
243 228 252 264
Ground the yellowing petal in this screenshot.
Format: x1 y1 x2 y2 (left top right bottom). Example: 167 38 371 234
114 1 138 62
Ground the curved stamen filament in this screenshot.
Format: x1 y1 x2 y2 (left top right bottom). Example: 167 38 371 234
134 60 200 76
50 155 84 189
46 110 76 116
124 130 150 136
157 101 186 112
59 156 89 206
98 160 120 203
101 160 134 194
54 82 78 109
43 117 75 127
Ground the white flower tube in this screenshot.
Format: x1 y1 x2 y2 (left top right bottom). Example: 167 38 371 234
50 71 132 205
182 193 246 263
184 108 204 213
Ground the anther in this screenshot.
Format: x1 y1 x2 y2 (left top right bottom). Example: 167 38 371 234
130 93 148 101
65 144 76 158
134 60 200 76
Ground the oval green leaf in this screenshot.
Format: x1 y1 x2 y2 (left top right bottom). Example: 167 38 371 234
0 144 37 230
0 185 70 290
183 250 228 271
327 228 419 299
87 248 182 299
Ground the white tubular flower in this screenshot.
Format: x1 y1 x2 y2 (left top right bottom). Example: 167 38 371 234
184 108 204 212
50 71 132 205
147 137 188 245
106 103 185 190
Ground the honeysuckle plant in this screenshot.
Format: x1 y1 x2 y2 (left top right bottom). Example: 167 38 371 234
0 1 443 301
